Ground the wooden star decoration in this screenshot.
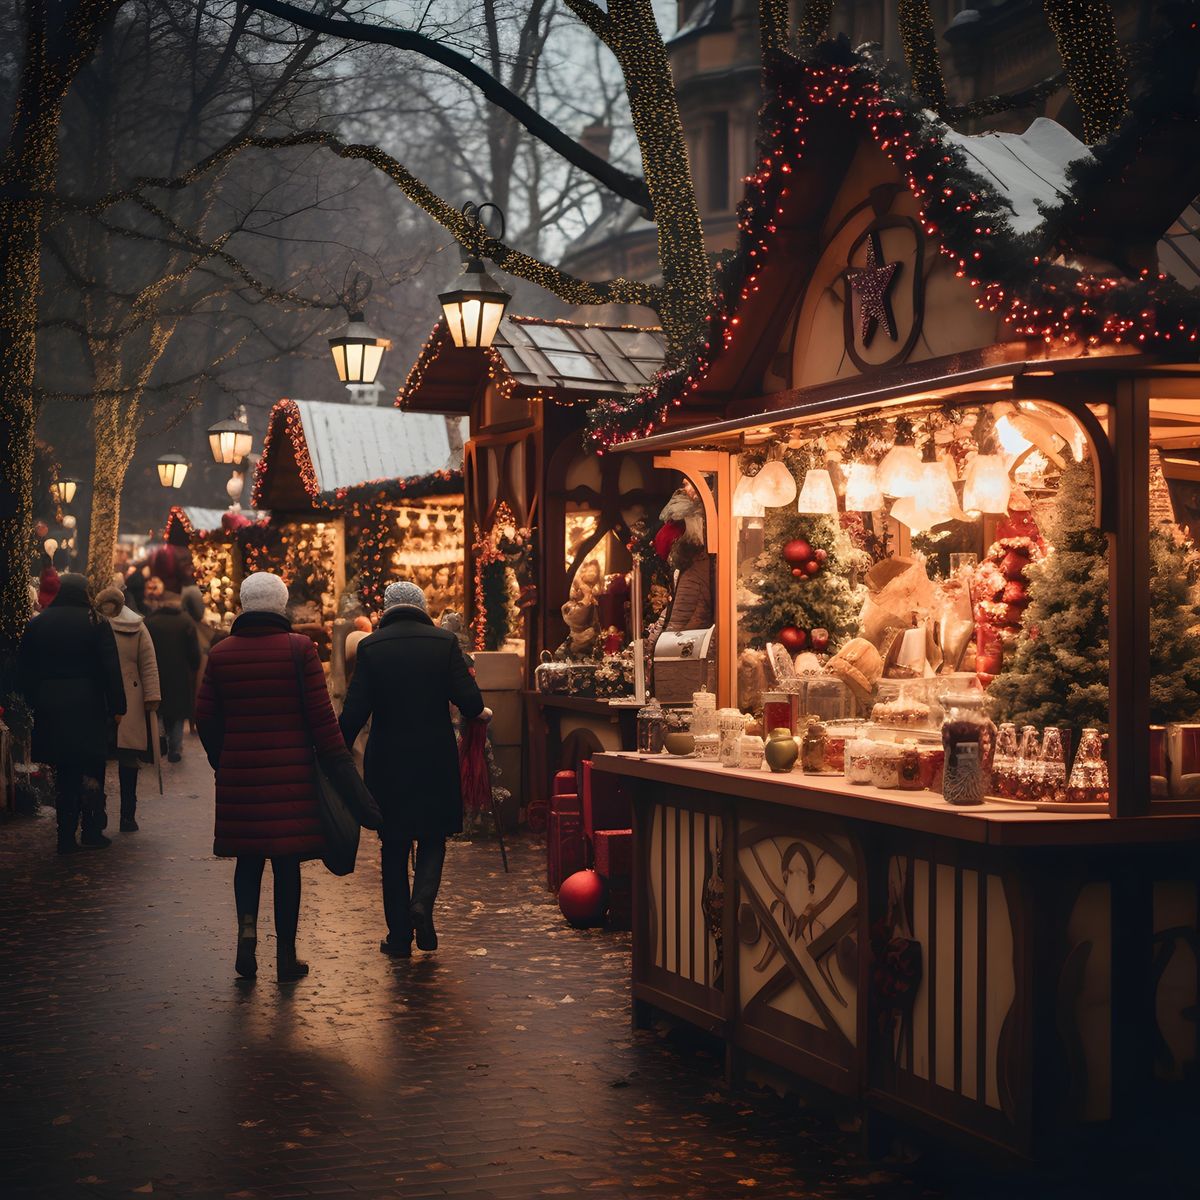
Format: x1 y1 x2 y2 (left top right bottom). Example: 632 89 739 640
846 231 900 347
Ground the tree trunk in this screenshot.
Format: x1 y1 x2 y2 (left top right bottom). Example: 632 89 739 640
607 0 711 359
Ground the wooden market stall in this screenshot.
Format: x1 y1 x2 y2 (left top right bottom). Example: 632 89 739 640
400 315 678 811
585 48 1200 1159
161 504 271 623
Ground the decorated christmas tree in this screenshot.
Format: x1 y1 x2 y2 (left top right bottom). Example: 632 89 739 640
743 506 867 652
988 462 1109 730
1147 529 1200 723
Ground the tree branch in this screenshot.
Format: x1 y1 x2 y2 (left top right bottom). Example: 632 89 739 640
240 0 649 210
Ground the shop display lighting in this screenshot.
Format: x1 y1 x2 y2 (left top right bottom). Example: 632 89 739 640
796 467 839 515
732 470 766 519
752 453 797 508
843 462 884 511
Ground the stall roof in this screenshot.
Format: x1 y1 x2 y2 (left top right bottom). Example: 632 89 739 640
163 505 268 542
399 315 667 415
252 398 457 511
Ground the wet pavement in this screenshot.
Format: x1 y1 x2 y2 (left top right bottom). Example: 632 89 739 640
0 733 935 1200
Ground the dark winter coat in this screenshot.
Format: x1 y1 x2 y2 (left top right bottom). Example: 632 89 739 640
339 606 484 836
196 611 350 859
18 575 125 766
145 604 201 721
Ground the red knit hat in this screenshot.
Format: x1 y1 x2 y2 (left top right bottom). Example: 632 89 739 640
37 567 60 610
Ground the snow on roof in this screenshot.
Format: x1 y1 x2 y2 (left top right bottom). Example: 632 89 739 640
494 318 666 394
944 117 1094 237
179 507 231 534
290 400 454 494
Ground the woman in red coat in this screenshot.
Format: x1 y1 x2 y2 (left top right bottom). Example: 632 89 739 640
196 572 350 982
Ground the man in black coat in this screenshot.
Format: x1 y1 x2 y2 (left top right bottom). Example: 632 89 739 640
339 581 484 956
18 574 126 853
145 592 200 762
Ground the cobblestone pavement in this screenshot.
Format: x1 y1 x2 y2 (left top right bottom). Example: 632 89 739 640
1 740 1192 1200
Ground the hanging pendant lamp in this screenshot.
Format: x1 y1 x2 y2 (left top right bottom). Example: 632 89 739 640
844 462 884 511
751 456 797 508
796 468 839 515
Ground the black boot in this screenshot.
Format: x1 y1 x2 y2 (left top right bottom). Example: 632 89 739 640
118 764 139 832
412 905 438 952
235 914 258 979
276 939 310 982
80 809 111 848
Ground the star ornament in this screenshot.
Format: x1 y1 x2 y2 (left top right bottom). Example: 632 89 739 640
846 231 901 347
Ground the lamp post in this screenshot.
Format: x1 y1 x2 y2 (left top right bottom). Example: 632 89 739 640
329 312 390 385
156 452 190 489
438 202 512 349
50 476 79 506
208 405 253 465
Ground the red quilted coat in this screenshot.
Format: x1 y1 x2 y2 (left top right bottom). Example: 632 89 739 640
196 611 345 859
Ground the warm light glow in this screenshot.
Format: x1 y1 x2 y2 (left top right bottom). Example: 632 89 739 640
844 462 884 511
878 443 923 497
208 415 253 465
43 537 58 557
962 453 1011 514
50 477 79 505
913 458 959 521
889 495 940 533
796 468 838 515
732 471 765 519
439 259 511 349
751 459 797 508
994 414 1032 457
156 454 189 489
329 312 389 384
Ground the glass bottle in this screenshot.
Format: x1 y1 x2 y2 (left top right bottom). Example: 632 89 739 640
941 704 989 807
992 722 1018 798
1015 725 1041 801
1067 727 1110 804
1039 727 1067 803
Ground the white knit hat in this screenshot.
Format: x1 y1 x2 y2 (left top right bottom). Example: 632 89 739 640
240 572 289 616
383 580 427 612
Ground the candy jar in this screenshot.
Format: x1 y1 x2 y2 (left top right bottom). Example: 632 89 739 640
764 727 799 773
1039 727 1067 803
690 690 718 737
992 722 1018 798
636 698 666 755
718 708 747 768
737 733 765 770
941 700 993 807
801 716 832 774
1014 725 1041 800
1067 727 1110 804
846 737 875 785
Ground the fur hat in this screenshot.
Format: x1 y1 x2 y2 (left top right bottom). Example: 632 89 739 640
95 587 126 619
383 580 427 612
240 572 289 616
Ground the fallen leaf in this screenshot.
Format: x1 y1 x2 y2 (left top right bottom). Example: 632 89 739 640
466 947 488 956
737 1180 758 1188
559 994 576 1004
52 1114 72 1126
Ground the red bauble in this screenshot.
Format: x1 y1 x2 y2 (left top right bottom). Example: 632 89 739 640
813 548 828 564
783 538 813 566
809 627 830 653
999 549 1031 581
778 625 807 651
791 567 804 578
804 559 821 576
558 870 608 928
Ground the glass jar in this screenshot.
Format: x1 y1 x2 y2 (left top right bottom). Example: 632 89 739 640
869 743 903 790
1067 727 1110 804
718 708 746 768
1014 725 1042 800
737 734 765 771
846 738 875 785
992 722 1018 798
897 743 923 790
761 690 795 737
690 690 718 737
693 732 720 761
1039 727 1067 803
801 716 833 774
636 698 666 755
941 700 993 807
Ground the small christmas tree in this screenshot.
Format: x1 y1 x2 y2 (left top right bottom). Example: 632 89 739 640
1148 530 1200 723
988 461 1110 730
743 507 867 650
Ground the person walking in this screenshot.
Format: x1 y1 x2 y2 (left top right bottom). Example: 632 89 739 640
145 592 200 762
339 581 485 957
95 587 161 832
17 573 126 853
196 573 358 982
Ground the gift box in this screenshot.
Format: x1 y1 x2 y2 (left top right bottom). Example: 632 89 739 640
582 760 631 837
547 807 586 891
593 828 633 930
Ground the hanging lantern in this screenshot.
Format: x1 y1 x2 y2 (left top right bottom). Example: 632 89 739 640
732 471 765 519
962 454 1011 515
878 433 922 498
50 476 79 505
208 408 253 465
328 312 390 384
843 462 884 511
156 453 189 489
751 458 797 508
796 468 839 515
439 201 512 349
889 495 939 533
913 456 959 524
43 535 59 558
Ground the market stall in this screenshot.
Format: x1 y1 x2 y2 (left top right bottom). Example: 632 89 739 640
400 315 676 811
587 48 1200 1158
161 504 268 622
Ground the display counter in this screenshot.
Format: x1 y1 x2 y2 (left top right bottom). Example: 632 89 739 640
594 751 1200 1158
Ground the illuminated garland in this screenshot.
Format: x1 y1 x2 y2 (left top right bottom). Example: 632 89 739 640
1043 0 1129 145
898 0 948 112
162 505 196 543
585 37 1200 451
330 468 462 507
251 398 319 508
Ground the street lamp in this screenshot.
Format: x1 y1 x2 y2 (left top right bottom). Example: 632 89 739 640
156 452 190 489
50 476 79 505
328 312 390 385
438 202 511 349
208 405 253 465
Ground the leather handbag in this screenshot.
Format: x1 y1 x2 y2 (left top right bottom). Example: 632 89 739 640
289 637 360 876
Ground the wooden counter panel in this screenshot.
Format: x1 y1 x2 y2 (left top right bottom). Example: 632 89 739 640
593 752 1200 847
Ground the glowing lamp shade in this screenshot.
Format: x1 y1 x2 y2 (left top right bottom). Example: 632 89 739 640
962 454 1011 515
844 462 884 511
889 496 940 534
732 471 764 519
439 258 511 349
43 537 59 557
796 468 839 515
328 312 389 384
207 415 253 465
50 476 79 506
878 443 923 498
994 414 1032 458
751 459 797 508
913 459 959 523
156 453 189 489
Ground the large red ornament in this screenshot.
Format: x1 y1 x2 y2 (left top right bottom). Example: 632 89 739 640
782 538 813 566
778 625 807 651
558 870 608 928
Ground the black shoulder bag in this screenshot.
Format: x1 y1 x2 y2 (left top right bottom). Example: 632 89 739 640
289 636 360 877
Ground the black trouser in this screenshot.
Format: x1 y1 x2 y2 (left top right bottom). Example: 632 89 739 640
55 760 105 845
381 835 446 946
117 751 140 824
233 856 302 949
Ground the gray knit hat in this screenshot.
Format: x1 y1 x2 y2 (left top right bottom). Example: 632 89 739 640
240 572 289 616
383 580 427 612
